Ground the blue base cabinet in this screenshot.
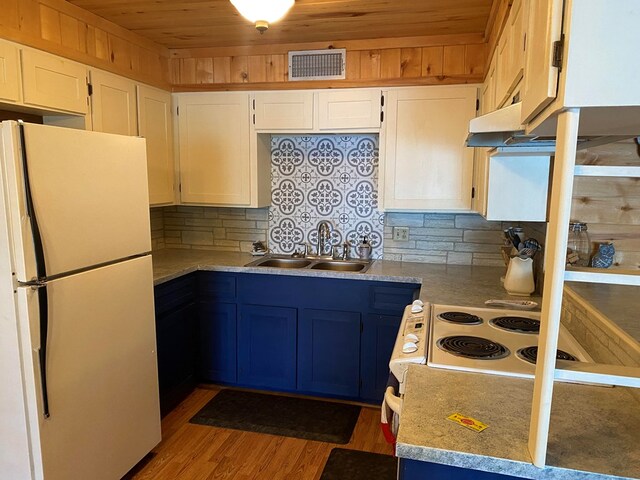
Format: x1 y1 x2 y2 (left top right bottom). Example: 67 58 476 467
155 271 420 410
399 459 521 479
238 304 297 390
154 274 198 417
298 309 361 397
360 314 402 402
197 272 238 384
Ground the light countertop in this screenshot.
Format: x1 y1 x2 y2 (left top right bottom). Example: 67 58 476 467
397 365 639 479
151 248 541 309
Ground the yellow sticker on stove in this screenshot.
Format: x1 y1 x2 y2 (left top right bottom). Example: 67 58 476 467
447 413 488 432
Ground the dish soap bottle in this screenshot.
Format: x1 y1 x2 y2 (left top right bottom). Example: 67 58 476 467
357 236 372 260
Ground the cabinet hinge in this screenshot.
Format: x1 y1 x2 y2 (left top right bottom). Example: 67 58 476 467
87 83 93 96
471 187 476 199
176 106 179 116
179 183 182 193
253 114 256 125
476 98 480 111
252 98 256 110
552 35 565 71
380 94 384 107
380 111 384 123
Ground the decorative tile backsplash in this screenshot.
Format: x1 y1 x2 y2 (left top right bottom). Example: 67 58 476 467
268 135 384 258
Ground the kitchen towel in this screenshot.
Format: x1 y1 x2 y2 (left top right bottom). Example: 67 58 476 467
320 448 397 480
189 389 361 444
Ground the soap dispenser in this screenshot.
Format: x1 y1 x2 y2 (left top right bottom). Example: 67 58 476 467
357 236 372 260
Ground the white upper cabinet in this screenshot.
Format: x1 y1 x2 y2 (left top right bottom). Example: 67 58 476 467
254 91 313 130
318 89 381 130
137 85 175 206
253 89 382 132
495 0 527 108
383 86 478 211
0 40 21 104
177 93 253 206
522 0 640 131
521 0 563 123
89 70 137 135
21 49 88 114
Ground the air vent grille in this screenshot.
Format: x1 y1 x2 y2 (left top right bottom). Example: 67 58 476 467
288 49 346 81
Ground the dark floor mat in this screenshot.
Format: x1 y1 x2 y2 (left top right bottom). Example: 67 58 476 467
189 389 361 444
320 448 397 480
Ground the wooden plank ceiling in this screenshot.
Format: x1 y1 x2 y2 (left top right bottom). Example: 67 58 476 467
65 0 495 49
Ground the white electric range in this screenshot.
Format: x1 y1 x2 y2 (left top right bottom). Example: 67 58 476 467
427 304 592 378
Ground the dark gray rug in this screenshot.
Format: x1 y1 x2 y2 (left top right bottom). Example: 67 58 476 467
320 448 397 480
189 390 361 444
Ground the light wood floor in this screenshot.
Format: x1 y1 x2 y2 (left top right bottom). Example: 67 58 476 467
128 386 393 480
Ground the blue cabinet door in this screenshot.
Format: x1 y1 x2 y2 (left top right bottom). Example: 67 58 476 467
360 314 401 402
238 305 297 390
298 309 361 397
199 301 237 383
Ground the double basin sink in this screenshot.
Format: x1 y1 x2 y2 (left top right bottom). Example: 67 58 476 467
245 255 372 273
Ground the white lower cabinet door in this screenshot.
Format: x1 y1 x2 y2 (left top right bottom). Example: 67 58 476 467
383 86 478 210
17 255 160 480
177 93 251 205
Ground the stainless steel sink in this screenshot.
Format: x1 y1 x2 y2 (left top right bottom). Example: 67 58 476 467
310 261 370 272
245 255 372 273
248 257 313 269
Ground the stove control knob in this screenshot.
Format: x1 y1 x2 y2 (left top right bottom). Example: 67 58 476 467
405 333 419 343
402 342 418 354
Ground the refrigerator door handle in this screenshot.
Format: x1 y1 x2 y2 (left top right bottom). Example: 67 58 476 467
18 121 48 282
36 283 50 418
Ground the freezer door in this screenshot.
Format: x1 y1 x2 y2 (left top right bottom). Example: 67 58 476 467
16 255 161 480
2 122 151 281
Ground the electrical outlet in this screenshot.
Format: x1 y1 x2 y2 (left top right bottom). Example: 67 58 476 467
393 227 410 241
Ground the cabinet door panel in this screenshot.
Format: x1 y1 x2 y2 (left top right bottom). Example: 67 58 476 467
318 89 381 130
178 93 250 205
90 70 137 135
0 40 21 103
361 314 401 402
298 309 361 397
521 0 563 123
254 91 313 130
199 301 237 383
384 87 477 210
156 302 197 416
238 305 297 390
138 85 174 205
21 49 88 114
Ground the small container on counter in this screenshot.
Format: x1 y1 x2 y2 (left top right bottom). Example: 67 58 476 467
356 236 372 260
568 222 591 267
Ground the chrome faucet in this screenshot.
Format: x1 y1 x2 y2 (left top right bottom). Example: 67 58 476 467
316 220 332 257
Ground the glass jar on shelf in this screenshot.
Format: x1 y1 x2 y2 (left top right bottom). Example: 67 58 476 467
568 222 591 267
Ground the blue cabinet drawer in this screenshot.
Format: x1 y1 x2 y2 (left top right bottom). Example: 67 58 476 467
198 271 237 300
369 284 419 314
154 273 196 316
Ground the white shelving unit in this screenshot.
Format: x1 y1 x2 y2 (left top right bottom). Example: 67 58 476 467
516 0 640 470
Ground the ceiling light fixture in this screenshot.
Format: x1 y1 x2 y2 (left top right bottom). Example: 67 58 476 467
230 0 294 33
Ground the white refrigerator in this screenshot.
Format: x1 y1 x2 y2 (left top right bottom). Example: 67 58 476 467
0 121 161 480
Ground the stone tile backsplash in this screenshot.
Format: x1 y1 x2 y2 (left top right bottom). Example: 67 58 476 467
268 135 384 257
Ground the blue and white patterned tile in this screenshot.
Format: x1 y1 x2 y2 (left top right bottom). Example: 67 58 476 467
269 134 384 258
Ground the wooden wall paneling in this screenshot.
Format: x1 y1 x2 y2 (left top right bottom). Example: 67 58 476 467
421 46 444 76
380 49 401 79
266 55 287 82
195 58 213 84
345 50 361 79
179 58 196 85
484 0 511 71
443 45 466 75
0 0 170 88
248 55 267 83
213 57 231 83
465 44 486 75
230 56 248 83
360 50 381 80
400 48 422 78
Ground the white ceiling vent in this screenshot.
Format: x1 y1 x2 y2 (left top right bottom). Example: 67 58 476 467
288 49 346 81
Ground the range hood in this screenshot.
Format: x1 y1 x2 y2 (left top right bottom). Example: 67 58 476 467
466 102 636 149
466 103 556 148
